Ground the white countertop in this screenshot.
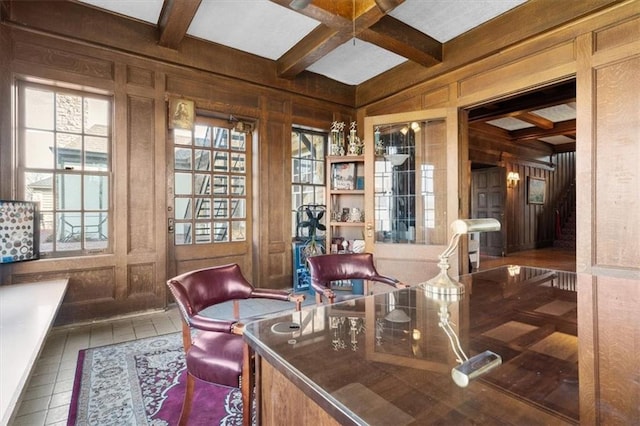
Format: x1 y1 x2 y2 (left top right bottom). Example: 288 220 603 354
0 279 68 426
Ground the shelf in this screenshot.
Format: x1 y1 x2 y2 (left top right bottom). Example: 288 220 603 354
329 189 364 195
327 155 363 163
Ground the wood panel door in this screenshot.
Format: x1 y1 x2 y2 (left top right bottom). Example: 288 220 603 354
471 167 506 256
364 108 460 285
167 116 253 280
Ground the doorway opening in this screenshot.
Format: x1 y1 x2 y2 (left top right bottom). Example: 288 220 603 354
466 80 576 271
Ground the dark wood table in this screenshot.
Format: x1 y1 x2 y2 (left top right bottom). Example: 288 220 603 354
244 266 578 425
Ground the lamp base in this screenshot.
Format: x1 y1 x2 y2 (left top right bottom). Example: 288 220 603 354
422 270 465 298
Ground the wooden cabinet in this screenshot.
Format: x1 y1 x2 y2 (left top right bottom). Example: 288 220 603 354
326 155 365 252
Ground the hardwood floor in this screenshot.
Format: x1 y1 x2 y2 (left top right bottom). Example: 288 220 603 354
478 247 576 272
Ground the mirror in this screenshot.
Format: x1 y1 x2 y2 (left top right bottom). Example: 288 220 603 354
372 119 448 246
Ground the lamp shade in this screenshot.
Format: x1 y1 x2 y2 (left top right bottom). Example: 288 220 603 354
450 218 501 234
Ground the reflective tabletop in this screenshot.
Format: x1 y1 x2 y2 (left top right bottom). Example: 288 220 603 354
244 266 578 425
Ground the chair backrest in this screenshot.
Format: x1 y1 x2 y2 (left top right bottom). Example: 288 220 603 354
307 253 397 294
167 263 254 318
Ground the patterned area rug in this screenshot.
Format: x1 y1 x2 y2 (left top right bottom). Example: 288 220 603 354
67 332 244 425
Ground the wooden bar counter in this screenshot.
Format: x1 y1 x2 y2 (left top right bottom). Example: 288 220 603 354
244 266 578 425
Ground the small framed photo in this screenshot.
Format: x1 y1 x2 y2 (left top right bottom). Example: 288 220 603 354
168 98 195 130
332 162 356 190
527 177 546 204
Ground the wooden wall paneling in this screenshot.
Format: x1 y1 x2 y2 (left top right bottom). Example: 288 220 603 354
127 263 155 297
6 0 354 107
127 94 156 254
254 99 292 288
594 56 640 268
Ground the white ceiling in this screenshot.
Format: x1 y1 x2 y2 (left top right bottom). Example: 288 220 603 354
77 0 528 85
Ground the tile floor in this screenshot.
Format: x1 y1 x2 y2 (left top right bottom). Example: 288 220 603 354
11 293 317 425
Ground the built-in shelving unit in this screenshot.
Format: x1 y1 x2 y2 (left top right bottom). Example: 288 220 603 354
326 155 365 252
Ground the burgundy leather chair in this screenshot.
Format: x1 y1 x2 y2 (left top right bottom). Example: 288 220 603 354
307 253 405 304
167 263 304 426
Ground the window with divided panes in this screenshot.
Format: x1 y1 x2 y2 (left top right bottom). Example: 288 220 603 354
173 122 247 244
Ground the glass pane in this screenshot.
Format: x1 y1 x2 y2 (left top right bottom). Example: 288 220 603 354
174 148 192 170
25 130 54 169
292 185 301 211
230 176 245 195
213 200 228 218
230 153 245 173
299 159 312 184
174 173 192 195
56 93 82 133
56 174 81 210
84 175 108 209
194 150 211 171
194 125 211 147
195 222 211 243
291 132 301 157
56 133 82 170
373 119 446 245
299 133 313 159
195 198 211 219
39 212 53 253
213 152 228 172
84 136 109 171
55 212 81 251
174 128 192 145
84 97 109 136
84 212 108 248
174 223 192 245
175 198 192 220
313 134 325 158
292 158 301 183
24 172 52 207
313 160 324 184
213 222 229 242
25 87 54 130
212 128 229 149
213 175 228 195
231 221 246 241
231 131 246 151
231 199 245 219
194 174 211 195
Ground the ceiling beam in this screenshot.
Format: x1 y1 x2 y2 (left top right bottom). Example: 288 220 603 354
511 119 576 141
273 0 441 79
360 15 442 67
157 0 201 49
513 112 554 130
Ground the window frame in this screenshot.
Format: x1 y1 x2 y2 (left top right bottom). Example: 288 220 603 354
16 80 113 258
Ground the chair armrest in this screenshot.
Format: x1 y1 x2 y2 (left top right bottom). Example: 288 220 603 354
251 288 291 301
372 275 401 287
190 314 235 332
231 322 245 335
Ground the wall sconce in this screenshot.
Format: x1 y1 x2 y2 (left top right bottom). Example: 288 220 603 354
410 122 421 132
422 218 501 297
507 171 520 188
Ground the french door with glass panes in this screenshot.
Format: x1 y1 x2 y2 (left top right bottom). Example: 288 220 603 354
168 117 252 277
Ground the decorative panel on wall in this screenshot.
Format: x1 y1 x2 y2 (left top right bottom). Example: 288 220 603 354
13 41 114 81
595 56 639 268
127 95 156 253
13 267 116 303
127 65 155 88
127 263 156 296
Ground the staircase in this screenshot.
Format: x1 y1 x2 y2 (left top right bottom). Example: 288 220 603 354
554 209 576 249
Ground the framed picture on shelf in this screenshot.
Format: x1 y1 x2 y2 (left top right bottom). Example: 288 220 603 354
332 162 356 190
527 177 546 204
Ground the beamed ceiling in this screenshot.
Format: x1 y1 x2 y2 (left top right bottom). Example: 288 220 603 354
71 0 589 151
